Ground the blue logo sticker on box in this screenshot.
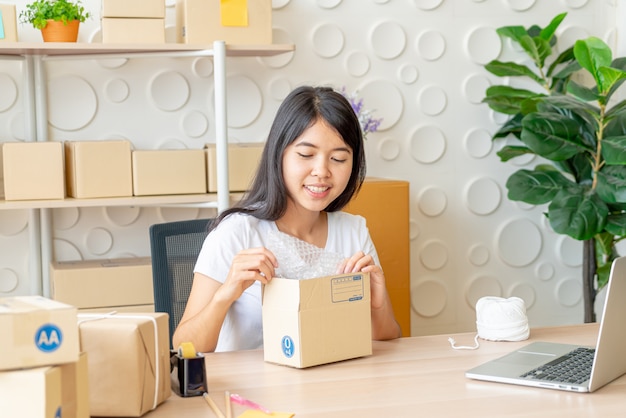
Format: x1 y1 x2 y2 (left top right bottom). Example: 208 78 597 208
35 323 63 353
281 335 294 358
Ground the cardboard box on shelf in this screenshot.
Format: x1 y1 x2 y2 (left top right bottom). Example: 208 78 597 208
78 312 171 417
0 4 18 42
205 142 263 192
0 296 79 371
65 140 133 198
177 0 272 45
132 149 207 196
0 366 63 418
262 272 372 368
101 0 165 18
1 142 65 201
51 257 153 309
102 18 165 44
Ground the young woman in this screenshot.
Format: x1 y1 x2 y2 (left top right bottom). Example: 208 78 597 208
173 85 401 352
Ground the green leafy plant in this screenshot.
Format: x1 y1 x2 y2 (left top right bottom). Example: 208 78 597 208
483 12 626 322
19 0 90 30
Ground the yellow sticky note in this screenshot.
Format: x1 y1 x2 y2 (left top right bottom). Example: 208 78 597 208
237 411 295 418
220 0 248 27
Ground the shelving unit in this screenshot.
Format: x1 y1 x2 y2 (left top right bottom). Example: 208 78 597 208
0 41 294 297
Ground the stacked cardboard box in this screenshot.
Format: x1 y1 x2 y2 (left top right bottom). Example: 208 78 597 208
101 0 165 44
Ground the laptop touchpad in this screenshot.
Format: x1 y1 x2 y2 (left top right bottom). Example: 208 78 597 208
500 351 555 366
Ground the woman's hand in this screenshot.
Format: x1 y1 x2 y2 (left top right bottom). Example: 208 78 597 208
218 247 278 302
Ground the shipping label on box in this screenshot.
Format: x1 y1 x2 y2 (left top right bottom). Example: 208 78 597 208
102 17 165 44
205 143 263 192
102 0 165 18
1 142 65 200
177 0 272 45
132 149 206 196
0 296 79 371
51 257 153 309
65 140 133 198
78 312 171 417
0 4 18 42
262 273 372 368
0 366 62 418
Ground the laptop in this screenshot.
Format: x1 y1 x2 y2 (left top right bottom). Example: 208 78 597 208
465 255 626 393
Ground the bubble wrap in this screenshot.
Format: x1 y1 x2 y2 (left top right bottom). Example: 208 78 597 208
267 230 345 280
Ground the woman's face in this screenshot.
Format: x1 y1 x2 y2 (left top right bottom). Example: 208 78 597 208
282 119 353 214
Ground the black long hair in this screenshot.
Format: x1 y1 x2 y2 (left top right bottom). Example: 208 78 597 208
213 85 366 227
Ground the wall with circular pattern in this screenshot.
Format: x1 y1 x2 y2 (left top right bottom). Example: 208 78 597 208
1 0 622 336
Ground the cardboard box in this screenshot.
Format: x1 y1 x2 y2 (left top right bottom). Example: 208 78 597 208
60 352 90 418
102 18 165 44
177 0 272 45
262 273 372 368
0 3 18 42
132 149 207 196
78 312 171 417
102 0 165 18
0 366 63 418
1 142 65 201
65 140 133 198
206 142 263 192
79 304 154 314
0 296 79 371
344 178 411 336
51 257 153 309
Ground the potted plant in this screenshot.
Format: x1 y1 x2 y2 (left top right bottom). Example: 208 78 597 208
19 0 90 42
483 12 626 323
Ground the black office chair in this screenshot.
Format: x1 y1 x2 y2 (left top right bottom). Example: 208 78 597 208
149 218 214 348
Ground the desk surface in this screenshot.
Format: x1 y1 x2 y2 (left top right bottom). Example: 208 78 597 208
146 324 626 417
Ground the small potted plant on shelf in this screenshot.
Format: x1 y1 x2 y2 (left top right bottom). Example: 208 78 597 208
19 0 90 42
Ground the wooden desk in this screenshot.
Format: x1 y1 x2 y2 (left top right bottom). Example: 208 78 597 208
145 324 626 417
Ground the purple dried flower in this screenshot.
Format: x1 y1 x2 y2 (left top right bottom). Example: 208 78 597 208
339 87 383 139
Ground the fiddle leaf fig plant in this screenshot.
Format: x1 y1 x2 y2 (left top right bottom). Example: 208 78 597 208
483 12 626 322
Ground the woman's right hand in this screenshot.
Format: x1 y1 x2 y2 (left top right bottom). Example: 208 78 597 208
219 247 278 302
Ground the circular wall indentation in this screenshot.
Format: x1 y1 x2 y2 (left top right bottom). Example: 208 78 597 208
558 26 590 51
85 227 114 256
158 207 201 222
418 85 447 116
416 30 446 61
312 23 345 58
104 79 130 103
497 219 542 267
156 138 187 149
505 0 536 11
465 275 503 309
410 125 446 164
316 0 341 8
150 71 190 111
269 78 292 101
181 110 209 138
104 207 141 227
466 27 502 65
0 268 19 293
370 21 406 60
556 278 582 307
345 51 371 77
468 244 490 266
48 75 97 131
463 74 491 104
410 219 420 240
411 279 447 317
417 187 447 217
359 80 403 130
97 58 128 70
398 64 419 84
465 177 501 216
464 128 493 159
0 210 28 236
0 74 18 112
226 76 263 128
510 282 537 309
419 240 448 270
52 208 80 231
563 0 589 8
273 0 291 8
192 58 214 78
54 239 83 262
557 235 583 267
259 28 295 68
413 0 444 10
377 138 401 161
536 262 555 281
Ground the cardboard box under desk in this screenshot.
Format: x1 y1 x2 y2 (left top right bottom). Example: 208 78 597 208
0 4 18 42
102 0 165 18
102 18 165 44
78 312 171 417
177 0 272 45
132 149 206 196
65 140 133 198
205 143 263 192
1 142 65 201
51 257 153 309
0 296 79 371
262 272 372 368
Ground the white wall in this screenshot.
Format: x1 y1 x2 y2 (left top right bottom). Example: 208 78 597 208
0 0 620 336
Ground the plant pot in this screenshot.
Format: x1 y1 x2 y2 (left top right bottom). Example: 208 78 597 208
40 19 79 42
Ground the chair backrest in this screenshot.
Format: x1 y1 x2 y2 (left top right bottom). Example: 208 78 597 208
149 218 213 348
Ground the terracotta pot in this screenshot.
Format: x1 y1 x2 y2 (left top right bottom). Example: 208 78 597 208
40 19 80 42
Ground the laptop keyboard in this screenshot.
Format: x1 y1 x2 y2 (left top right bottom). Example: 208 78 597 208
520 347 595 385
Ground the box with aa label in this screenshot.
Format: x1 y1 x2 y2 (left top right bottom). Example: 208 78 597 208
0 296 79 371
132 149 206 196
262 273 372 368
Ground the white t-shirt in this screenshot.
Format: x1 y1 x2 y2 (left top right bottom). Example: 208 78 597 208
193 211 379 352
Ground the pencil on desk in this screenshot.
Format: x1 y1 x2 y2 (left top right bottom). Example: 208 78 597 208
203 392 226 418
225 390 233 418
